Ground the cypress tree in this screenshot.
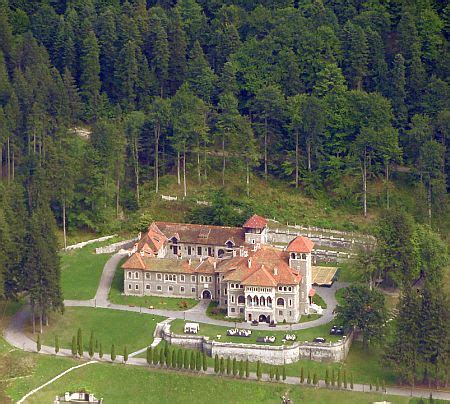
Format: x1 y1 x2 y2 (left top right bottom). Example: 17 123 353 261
190 351 195 370
166 348 171 367
300 367 304 383
307 370 311 384
376 378 379 391
275 367 280 381
202 353 207 371
331 368 335 387
325 369 329 387
269 366 274 380
153 348 159 365
214 354 219 373
111 344 116 362
350 374 354 389
313 373 318 386
123 346 128 363
226 357 231 375
381 379 385 393
183 350 189 369
195 351 201 371
99 343 103 359
245 359 249 378
239 360 244 378
71 336 76 356
54 335 59 354
282 366 286 381
177 350 183 368
89 331 94 358
159 347 165 366
172 349 177 369
232 358 237 376
36 334 41 352
147 347 152 365
343 369 347 388
337 369 342 388
77 328 83 356
219 357 225 374
256 360 261 380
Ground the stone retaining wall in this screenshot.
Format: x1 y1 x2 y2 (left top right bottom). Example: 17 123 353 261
95 238 138 254
64 235 117 251
159 324 353 365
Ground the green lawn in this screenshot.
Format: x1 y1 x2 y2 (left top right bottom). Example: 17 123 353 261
311 293 327 309
27 307 165 355
109 259 197 311
9 360 417 404
60 239 119 300
170 319 341 345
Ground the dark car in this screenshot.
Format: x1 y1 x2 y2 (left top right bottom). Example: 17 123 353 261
313 337 326 343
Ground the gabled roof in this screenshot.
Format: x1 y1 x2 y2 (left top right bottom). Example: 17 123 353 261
121 253 198 274
243 214 268 229
240 265 278 287
153 222 246 247
286 236 314 253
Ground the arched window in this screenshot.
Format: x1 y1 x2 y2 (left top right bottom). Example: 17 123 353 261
253 296 259 306
277 298 285 307
247 295 252 305
290 252 296 259
267 297 272 307
260 296 266 306
302 253 307 259
238 295 245 304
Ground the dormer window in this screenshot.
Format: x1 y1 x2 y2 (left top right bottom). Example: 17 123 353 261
302 253 307 259
225 240 235 248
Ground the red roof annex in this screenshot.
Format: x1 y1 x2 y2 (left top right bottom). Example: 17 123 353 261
243 214 268 229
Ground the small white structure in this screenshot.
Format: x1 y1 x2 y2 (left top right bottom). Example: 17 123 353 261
184 322 199 334
55 392 102 403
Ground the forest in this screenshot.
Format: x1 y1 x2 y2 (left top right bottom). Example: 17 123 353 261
0 0 449 301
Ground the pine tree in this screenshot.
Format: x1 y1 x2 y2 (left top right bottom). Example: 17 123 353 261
71 336 77 356
232 358 237 376
80 30 101 121
186 40 216 101
111 344 116 362
36 334 41 352
123 346 128 363
214 354 219 373
54 335 59 354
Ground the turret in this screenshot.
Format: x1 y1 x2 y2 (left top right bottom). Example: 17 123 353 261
243 215 268 246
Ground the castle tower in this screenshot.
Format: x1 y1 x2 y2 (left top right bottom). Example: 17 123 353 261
286 236 314 314
242 215 268 246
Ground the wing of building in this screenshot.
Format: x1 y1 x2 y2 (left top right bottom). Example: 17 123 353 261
122 214 316 323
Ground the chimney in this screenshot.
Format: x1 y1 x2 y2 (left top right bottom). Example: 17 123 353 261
274 267 278 276
248 258 252 268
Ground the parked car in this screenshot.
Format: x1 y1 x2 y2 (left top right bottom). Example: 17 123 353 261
313 337 326 343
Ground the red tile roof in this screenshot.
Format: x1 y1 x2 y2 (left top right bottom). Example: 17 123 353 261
286 236 314 253
243 214 268 229
221 246 302 286
153 222 246 247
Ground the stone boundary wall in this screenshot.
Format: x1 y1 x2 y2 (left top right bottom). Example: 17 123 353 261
159 324 353 365
95 238 138 254
64 235 117 251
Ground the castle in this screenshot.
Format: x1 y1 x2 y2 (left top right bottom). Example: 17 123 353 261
122 215 317 323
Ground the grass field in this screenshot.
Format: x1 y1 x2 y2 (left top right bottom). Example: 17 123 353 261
26 307 165 355
109 259 197 310
8 360 420 404
60 239 120 300
170 319 341 345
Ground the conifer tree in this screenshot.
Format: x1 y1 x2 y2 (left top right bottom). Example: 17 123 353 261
77 328 83 356
256 360 261 380
114 40 138 111
331 369 335 387
239 360 244 378
159 347 165 366
172 349 177 369
313 373 318 386
220 357 224 374
167 8 187 95
232 358 237 376
55 335 59 354
190 351 195 370
275 367 280 381
186 40 216 101
202 353 207 371
195 351 201 371
269 366 274 380
89 331 94 358
123 346 128 363
245 359 249 378
36 334 41 352
153 348 159 365
99 343 103 359
178 350 183 368
282 366 286 381
307 370 311 385
343 369 347 388
111 344 116 362
184 350 189 369
71 336 77 356
342 21 368 90
300 367 304 383
147 347 152 365
337 369 342 388
214 354 219 373
226 357 231 375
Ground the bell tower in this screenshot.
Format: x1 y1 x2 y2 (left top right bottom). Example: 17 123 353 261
242 214 268 246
